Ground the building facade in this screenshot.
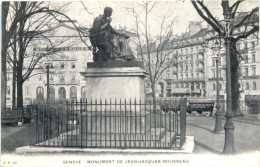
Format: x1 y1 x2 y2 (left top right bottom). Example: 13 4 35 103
6 22 92 107
145 22 208 98
145 15 260 101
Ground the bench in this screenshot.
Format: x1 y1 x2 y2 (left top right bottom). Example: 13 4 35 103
1 108 23 123
187 102 215 116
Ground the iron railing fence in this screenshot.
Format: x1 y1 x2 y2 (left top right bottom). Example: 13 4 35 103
30 98 187 149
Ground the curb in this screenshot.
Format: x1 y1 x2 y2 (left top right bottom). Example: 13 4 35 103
16 136 194 154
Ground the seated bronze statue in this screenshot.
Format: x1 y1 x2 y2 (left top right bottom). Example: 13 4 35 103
89 7 135 62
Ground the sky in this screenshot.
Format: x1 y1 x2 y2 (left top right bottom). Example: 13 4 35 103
63 0 259 36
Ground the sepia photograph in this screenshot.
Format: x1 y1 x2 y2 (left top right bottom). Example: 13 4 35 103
1 0 260 166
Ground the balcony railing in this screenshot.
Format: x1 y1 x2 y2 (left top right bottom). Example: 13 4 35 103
166 85 172 89
243 75 260 80
196 67 205 73
196 58 204 63
198 49 205 53
44 80 80 85
172 78 205 82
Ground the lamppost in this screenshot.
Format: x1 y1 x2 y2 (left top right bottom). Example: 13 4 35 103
211 38 224 133
45 63 53 104
222 11 236 154
46 63 50 104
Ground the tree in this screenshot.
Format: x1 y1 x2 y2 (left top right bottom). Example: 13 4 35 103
126 1 183 109
2 2 10 112
191 0 259 116
3 2 90 108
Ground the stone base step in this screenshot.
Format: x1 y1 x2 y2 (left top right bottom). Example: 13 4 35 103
36 130 176 148
61 128 165 141
37 139 174 148
147 128 166 140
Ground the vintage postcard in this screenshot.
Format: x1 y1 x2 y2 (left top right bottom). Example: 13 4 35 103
1 0 260 166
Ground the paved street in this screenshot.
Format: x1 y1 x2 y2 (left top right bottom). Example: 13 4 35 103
1 113 260 154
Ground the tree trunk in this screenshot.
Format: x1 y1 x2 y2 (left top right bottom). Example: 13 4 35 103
17 19 25 108
1 2 10 113
17 73 23 108
230 39 243 116
12 29 17 108
1 49 7 112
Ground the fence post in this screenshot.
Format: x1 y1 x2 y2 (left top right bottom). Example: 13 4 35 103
180 98 187 147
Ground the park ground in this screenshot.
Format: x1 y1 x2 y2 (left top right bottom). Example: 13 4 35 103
2 113 260 154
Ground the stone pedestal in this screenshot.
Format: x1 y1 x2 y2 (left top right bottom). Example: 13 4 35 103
80 61 147 100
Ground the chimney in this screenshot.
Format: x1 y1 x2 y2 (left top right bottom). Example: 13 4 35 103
189 21 202 36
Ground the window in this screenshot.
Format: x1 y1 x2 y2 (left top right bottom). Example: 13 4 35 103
237 43 241 50
59 87 66 100
70 86 77 102
244 55 248 63
244 42 248 49
213 83 216 90
60 62 64 68
36 86 44 101
71 73 76 81
238 68 242 76
212 69 215 78
186 74 188 78
25 86 30 95
219 83 222 90
50 74 53 81
218 70 222 77
38 74 42 81
218 58 221 66
244 67 248 76
196 83 200 89
246 82 250 90
7 86 10 95
196 73 199 78
176 83 179 88
252 54 256 62
166 73 169 78
253 82 257 90
191 47 193 53
60 74 65 82
251 66 256 76
49 86 55 101
251 42 255 50
71 62 75 68
212 59 215 67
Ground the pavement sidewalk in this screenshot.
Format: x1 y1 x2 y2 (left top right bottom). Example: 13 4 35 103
186 113 260 154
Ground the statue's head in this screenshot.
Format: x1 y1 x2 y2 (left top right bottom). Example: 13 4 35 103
104 7 113 17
